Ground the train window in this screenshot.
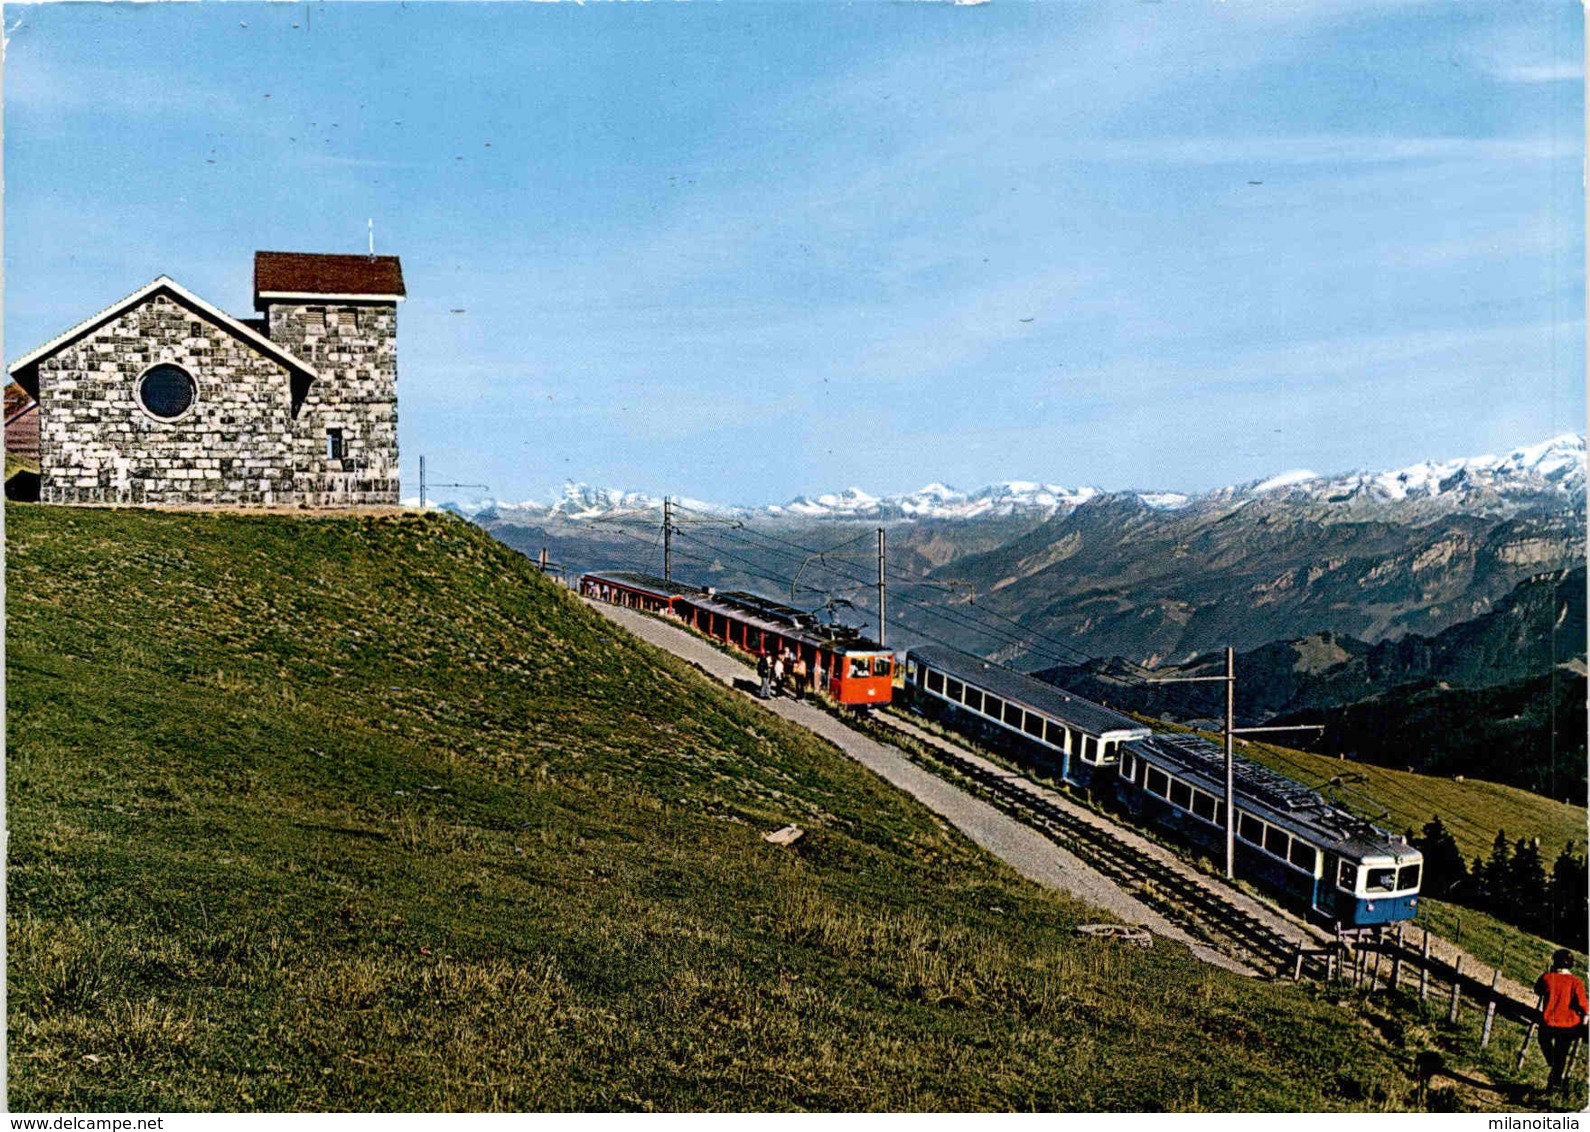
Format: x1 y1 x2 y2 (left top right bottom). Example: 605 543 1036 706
984 695 1004 720
1168 781 1192 810
1023 713 1044 739
1082 736 1098 764
963 688 983 713
873 656 891 678
1044 720 1067 750
906 658 917 681
1213 800 1225 824
1238 813 1263 844
1003 701 1023 728
1289 840 1319 874
1264 826 1289 859
925 669 944 694
1191 791 1216 822
1338 860 1356 890
1145 767 1169 798
1365 867 1397 894
1099 741 1119 765
1119 751 1136 780
1396 862 1421 892
946 678 964 702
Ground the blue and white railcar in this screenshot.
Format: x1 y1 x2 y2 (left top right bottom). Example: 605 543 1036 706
1116 734 1422 928
903 644 1152 790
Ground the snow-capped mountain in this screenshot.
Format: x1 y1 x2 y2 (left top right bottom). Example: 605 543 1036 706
472 478 1101 522
768 481 1099 520
449 433 1585 523
1221 433 1585 511
446 482 743 521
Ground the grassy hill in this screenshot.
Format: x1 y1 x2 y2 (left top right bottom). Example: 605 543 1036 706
1272 672 1587 804
0 506 1507 1111
1222 734 1586 865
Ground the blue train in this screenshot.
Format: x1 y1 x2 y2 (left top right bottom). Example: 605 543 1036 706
903 644 1152 790
1118 734 1421 927
903 644 1422 929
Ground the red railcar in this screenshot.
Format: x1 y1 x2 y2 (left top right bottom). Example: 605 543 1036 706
580 570 895 707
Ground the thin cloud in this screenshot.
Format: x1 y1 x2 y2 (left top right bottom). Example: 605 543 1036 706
1490 61 1583 84
1066 135 1569 167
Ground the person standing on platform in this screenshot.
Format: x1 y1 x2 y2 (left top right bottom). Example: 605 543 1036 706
772 653 786 697
792 656 809 702
756 652 773 699
1535 949 1589 1096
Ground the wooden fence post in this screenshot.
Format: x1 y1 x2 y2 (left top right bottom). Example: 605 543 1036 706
1448 956 1463 1023
1292 940 1305 982
1420 931 1431 1001
1390 926 1403 991
1517 994 1546 1072
1481 968 1501 1049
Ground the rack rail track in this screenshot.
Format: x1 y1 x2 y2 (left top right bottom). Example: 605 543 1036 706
870 710 1322 974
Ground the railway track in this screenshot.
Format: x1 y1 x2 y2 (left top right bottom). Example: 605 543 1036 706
870 710 1323 976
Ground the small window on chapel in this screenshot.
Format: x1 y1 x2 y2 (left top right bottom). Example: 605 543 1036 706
327 429 345 460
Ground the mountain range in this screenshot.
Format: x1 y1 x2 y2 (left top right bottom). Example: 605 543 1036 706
1031 566 1587 801
476 433 1585 667
442 433 1585 523
1033 566 1586 722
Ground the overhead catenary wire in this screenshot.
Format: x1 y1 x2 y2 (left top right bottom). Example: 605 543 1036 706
661 509 1268 728
662 506 1247 718
591 512 1500 841
664 505 1245 719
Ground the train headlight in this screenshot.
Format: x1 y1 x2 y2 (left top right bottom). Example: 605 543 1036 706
1366 902 1375 911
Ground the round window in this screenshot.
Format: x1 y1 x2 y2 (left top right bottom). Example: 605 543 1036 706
138 364 197 420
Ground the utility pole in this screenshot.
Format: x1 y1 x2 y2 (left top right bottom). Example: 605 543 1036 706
1152 647 1322 879
415 455 488 512
663 496 673 582
876 527 887 647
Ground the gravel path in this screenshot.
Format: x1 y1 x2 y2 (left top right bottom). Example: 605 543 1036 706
588 600 1253 976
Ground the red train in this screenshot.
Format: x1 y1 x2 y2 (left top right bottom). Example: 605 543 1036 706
580 570 895 706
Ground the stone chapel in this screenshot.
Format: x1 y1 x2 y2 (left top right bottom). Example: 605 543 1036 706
6 251 404 506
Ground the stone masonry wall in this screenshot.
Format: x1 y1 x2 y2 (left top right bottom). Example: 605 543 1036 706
37 293 299 505
267 301 399 507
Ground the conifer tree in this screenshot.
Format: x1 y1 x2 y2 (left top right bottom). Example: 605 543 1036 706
1507 837 1549 935
1549 844 1588 952
1479 830 1512 913
1414 816 1468 899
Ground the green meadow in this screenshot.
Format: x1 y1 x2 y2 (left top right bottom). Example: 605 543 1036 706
4 505 1567 1111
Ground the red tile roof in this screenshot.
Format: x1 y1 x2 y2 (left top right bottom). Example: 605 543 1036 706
253 252 405 305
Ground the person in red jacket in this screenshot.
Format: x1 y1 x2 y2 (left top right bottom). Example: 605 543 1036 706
1535 949 1589 1095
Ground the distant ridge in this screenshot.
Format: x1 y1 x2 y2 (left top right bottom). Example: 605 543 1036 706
433 433 1586 522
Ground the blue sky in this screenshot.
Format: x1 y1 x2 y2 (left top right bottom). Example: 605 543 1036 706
5 1 1583 504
